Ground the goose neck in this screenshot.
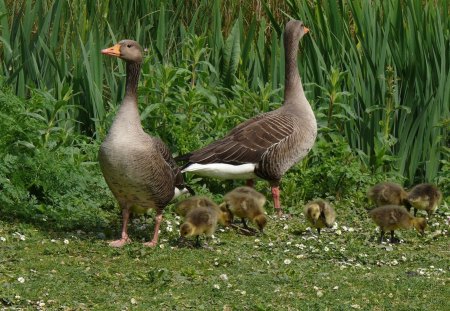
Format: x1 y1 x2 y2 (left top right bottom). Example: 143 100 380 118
125 61 141 99
284 38 304 101
111 61 142 132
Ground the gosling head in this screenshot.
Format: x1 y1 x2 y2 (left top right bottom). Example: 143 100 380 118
254 214 268 232
219 208 233 227
413 217 427 236
180 223 194 238
307 204 321 225
219 202 234 225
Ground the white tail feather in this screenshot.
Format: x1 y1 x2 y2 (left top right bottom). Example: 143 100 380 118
182 163 257 180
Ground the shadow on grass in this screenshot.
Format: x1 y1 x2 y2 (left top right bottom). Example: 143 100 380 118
0 204 117 241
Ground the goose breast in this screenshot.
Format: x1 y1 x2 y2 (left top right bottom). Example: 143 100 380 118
99 133 175 210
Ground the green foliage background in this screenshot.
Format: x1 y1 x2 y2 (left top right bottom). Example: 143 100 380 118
0 0 448 229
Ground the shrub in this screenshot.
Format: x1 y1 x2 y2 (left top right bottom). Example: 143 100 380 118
0 81 115 231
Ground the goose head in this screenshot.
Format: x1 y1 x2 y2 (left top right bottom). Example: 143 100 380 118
284 20 310 42
101 39 143 63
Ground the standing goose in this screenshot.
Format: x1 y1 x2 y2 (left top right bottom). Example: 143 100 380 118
176 20 316 216
100 40 190 247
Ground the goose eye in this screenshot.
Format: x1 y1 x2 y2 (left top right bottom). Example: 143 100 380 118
127 44 132 48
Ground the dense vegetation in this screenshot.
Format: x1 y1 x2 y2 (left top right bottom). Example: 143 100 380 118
1 0 448 229
0 1 449 309
0 0 448 238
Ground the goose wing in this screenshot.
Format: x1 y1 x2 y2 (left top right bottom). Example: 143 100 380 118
153 138 185 188
179 112 295 165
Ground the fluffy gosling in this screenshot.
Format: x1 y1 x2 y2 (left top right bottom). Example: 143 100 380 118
222 186 267 233
304 199 336 235
369 205 427 243
407 183 442 217
180 205 229 247
177 196 232 227
175 196 217 217
367 182 409 207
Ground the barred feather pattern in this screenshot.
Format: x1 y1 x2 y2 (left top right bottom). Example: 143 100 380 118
99 42 187 214
177 20 317 186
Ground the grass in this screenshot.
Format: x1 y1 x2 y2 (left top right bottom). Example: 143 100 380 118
1 199 449 310
0 1 448 309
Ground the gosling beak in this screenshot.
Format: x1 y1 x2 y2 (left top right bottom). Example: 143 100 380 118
101 44 121 57
304 27 310 34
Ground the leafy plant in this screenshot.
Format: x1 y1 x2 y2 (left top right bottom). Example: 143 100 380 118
282 134 387 212
0 80 114 231
1 0 447 183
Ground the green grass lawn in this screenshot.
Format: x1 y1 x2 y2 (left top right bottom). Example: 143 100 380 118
1 200 449 311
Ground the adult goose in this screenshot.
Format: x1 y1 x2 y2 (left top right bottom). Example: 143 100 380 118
176 20 316 216
100 40 190 247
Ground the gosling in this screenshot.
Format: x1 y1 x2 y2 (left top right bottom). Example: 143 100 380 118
222 186 267 233
177 196 232 227
369 205 427 243
304 199 336 235
407 183 442 217
180 205 231 247
175 196 217 217
367 182 409 207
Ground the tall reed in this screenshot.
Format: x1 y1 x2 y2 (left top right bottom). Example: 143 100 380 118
282 0 449 184
0 0 448 184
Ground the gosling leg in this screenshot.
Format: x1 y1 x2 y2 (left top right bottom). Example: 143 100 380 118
379 229 385 243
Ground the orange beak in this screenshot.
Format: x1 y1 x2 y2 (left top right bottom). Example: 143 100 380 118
101 44 121 57
304 27 310 34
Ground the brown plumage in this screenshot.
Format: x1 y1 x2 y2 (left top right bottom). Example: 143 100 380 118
367 182 409 207
176 196 232 227
303 199 336 235
99 40 190 247
406 183 442 217
179 205 228 247
176 20 317 216
222 186 267 232
369 205 427 243
175 196 217 217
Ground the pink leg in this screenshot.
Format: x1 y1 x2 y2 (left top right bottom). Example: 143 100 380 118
246 179 255 188
109 206 132 247
271 186 282 217
143 212 163 247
